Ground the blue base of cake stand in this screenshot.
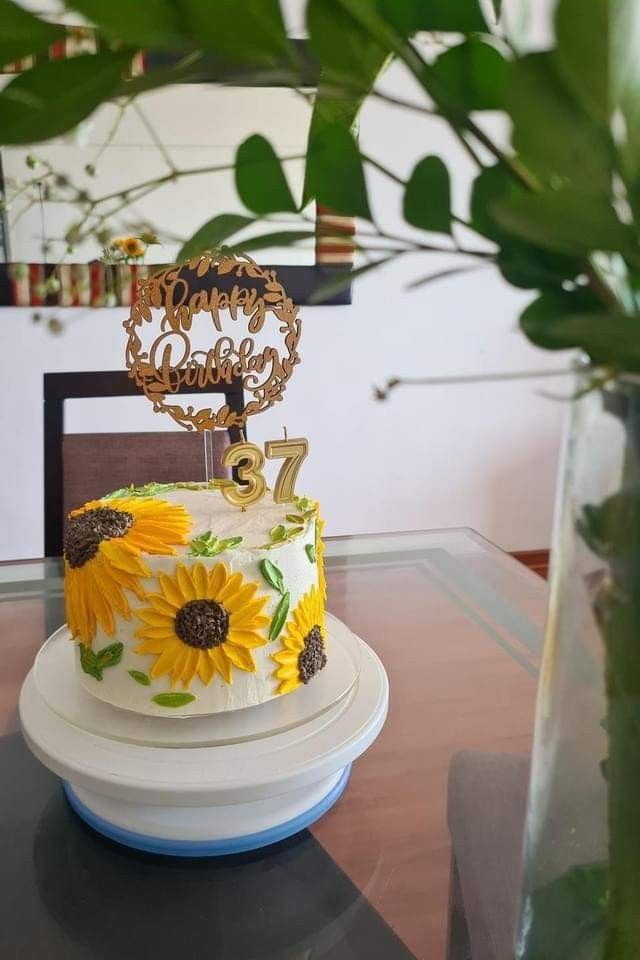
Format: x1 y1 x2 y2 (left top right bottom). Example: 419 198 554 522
63 765 351 857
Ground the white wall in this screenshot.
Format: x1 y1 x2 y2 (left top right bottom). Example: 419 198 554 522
0 9 568 560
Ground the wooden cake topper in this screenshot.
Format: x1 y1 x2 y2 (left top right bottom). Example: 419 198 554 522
123 252 302 432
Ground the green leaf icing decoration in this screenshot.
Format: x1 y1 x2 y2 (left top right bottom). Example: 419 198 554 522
78 641 123 680
79 643 102 680
103 481 175 500
269 591 290 642
305 543 317 563
96 641 123 669
128 670 151 686
152 692 196 708
286 513 306 524
260 558 285 594
189 531 244 557
270 524 286 542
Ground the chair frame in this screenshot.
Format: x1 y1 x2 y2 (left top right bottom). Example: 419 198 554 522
44 370 244 557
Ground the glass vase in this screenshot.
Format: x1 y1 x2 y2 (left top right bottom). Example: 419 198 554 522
516 371 640 960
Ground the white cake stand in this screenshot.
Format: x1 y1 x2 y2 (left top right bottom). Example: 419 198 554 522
19 613 388 856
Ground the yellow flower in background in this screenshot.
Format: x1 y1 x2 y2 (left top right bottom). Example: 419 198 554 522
112 235 146 258
65 498 191 647
272 586 327 695
134 562 269 689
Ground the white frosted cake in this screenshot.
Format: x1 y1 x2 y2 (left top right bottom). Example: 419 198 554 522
63 482 326 716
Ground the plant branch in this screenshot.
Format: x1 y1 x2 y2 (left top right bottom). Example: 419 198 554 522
374 366 574 400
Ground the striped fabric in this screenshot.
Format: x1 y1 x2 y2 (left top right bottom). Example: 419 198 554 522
315 205 356 266
2 26 145 76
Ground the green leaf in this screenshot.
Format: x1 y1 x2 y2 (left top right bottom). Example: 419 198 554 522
235 135 297 215
520 289 640 371
259 558 286 594
221 537 244 549
178 214 255 262
492 188 637 260
96 642 124 670
407 265 482 290
269 591 290 641
0 0 64 65
305 543 317 563
507 52 614 196
0 53 132 145
232 230 314 253
470 164 582 289
182 0 291 65
375 0 488 33
304 0 390 206
152 692 197 708
305 122 371 219
79 644 102 681
521 863 607 960
270 524 286 542
431 38 508 112
64 0 186 49
403 156 451 234
308 257 395 305
128 670 151 686
554 0 609 125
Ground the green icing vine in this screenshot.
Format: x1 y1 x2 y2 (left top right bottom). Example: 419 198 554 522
128 669 151 686
103 479 229 500
79 641 124 681
152 692 196 708
189 531 244 557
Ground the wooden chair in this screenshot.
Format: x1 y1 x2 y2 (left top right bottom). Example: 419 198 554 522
44 371 244 557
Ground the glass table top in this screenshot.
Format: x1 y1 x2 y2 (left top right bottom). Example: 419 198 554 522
0 528 547 959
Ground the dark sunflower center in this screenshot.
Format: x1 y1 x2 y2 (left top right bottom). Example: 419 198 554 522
174 599 229 649
64 507 134 569
298 625 327 684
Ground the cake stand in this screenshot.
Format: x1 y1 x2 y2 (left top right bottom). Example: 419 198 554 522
19 613 388 856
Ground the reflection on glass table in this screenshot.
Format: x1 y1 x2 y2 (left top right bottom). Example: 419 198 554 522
0 527 547 960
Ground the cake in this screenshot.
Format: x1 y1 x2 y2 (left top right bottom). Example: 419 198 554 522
63 481 327 716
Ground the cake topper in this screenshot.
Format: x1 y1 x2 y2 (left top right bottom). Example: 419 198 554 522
123 251 308 505
123 251 301 432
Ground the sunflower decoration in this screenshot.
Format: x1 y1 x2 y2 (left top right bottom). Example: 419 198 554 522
272 586 327 695
65 497 191 647
315 515 326 603
134 562 270 688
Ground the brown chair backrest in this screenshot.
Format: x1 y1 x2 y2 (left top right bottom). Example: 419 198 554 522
62 430 230 520
44 370 245 556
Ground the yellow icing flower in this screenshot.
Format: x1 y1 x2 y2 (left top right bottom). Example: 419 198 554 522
272 585 327 695
134 562 269 688
65 497 191 647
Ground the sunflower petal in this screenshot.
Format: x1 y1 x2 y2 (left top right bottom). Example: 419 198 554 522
197 651 215 686
158 572 184 607
192 563 209 598
176 564 196 601
277 676 300 695
210 647 232 684
227 628 267 649
207 563 228 598
224 644 256 673
150 643 183 679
